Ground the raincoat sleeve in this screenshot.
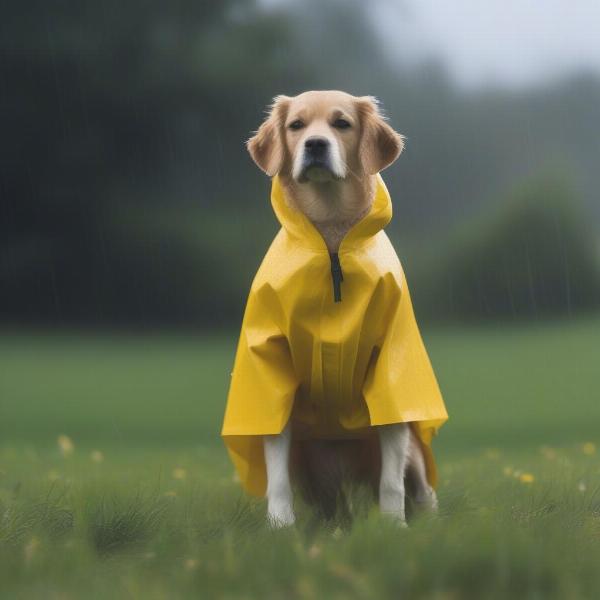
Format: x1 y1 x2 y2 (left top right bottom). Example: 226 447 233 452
363 267 448 487
221 282 299 497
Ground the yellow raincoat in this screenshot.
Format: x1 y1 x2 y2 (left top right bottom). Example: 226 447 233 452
222 173 448 497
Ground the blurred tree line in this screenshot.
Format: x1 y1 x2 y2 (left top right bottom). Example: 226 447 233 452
1 0 599 328
409 172 600 321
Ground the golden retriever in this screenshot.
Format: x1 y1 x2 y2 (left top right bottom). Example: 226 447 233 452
247 90 436 526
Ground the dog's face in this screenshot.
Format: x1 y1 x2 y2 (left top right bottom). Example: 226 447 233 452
247 90 404 182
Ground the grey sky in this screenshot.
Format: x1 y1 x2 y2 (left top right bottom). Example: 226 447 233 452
372 0 600 88
261 0 600 88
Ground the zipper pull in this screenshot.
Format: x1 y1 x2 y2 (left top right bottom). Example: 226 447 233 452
329 252 344 302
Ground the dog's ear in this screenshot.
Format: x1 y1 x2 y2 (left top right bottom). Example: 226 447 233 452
355 96 404 175
247 95 292 176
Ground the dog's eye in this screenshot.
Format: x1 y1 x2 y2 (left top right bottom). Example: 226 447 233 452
333 118 351 129
288 120 305 130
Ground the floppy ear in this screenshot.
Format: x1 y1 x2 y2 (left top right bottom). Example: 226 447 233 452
356 96 405 175
246 95 292 176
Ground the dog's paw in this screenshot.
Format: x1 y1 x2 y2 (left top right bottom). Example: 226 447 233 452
267 512 295 528
380 510 408 528
414 487 438 513
267 505 296 528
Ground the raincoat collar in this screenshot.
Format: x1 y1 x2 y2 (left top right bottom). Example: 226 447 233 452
270 173 393 253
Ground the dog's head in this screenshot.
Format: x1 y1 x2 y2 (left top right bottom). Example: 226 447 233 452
247 90 404 182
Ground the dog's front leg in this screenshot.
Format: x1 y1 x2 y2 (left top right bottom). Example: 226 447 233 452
378 422 410 524
264 421 295 527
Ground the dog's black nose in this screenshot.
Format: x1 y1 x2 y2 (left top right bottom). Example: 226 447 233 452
304 136 329 156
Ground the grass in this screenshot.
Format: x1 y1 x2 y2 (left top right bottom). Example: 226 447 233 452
0 315 599 598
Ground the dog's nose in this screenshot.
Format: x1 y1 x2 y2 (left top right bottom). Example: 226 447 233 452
304 136 329 156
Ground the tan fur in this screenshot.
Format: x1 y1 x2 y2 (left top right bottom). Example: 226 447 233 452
247 90 404 252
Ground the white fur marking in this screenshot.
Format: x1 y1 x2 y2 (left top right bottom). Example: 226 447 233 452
292 135 346 181
378 423 410 524
407 432 438 511
264 421 295 527
328 137 346 179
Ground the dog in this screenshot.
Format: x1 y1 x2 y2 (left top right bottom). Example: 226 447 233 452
223 90 447 527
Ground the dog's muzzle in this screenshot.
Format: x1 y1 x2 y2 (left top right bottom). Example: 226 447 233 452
298 136 340 183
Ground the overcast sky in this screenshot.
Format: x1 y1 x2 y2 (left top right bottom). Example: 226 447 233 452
261 0 600 89
371 0 600 88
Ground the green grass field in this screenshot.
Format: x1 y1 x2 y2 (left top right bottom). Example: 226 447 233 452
1 316 600 599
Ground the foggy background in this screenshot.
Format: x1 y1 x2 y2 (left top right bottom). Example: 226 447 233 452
2 0 600 329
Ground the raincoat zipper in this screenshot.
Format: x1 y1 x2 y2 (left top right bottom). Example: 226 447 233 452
329 252 344 302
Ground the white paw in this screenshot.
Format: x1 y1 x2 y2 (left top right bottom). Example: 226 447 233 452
414 487 438 513
267 503 295 528
381 511 408 527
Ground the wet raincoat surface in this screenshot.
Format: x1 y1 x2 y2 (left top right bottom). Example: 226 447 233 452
222 173 448 497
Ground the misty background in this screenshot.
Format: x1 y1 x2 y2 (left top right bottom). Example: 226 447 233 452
2 0 600 329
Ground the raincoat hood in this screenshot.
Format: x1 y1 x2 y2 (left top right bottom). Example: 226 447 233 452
222 174 448 497
270 173 393 252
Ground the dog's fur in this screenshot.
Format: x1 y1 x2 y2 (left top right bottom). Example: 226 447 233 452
247 90 437 527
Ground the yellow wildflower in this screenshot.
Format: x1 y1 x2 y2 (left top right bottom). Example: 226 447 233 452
57 435 74 456
172 467 187 480
90 450 104 463
583 442 596 456
184 558 199 571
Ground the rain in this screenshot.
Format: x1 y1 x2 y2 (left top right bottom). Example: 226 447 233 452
1 1 599 597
